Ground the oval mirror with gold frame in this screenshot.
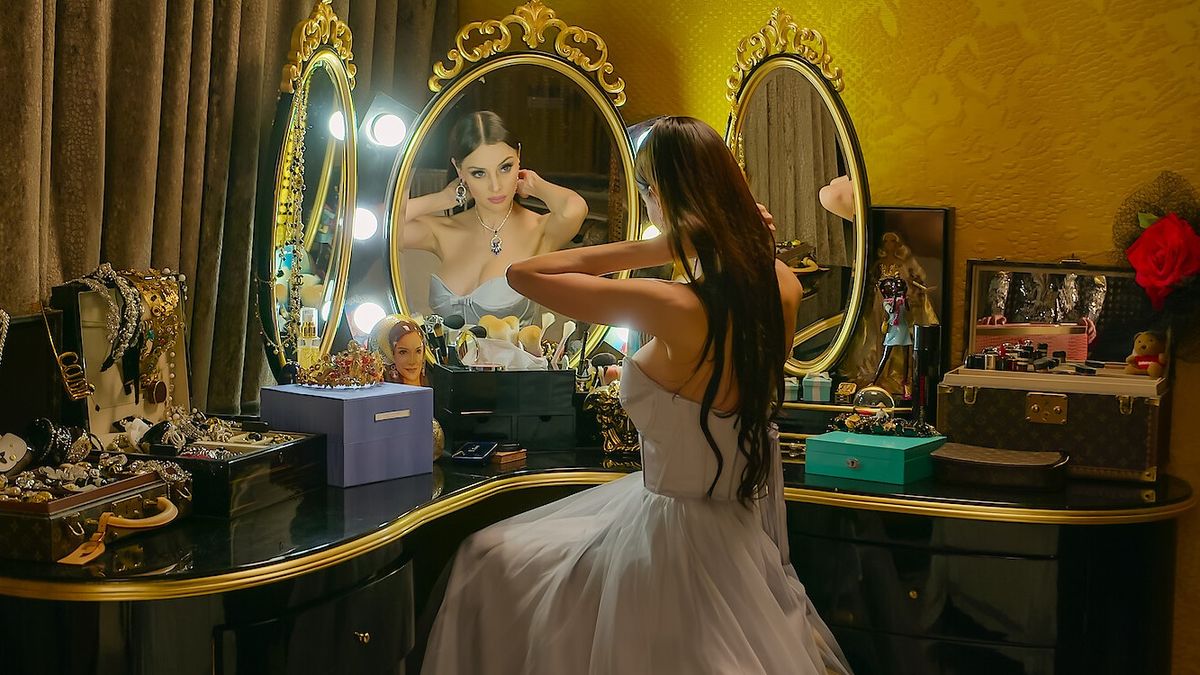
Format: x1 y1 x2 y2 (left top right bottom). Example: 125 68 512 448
254 0 358 381
726 9 870 377
385 0 638 363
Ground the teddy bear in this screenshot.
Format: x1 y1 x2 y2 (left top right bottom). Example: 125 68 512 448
1125 331 1167 378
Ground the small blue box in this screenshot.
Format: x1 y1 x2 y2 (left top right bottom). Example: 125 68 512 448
802 372 832 402
260 383 434 487
805 431 945 484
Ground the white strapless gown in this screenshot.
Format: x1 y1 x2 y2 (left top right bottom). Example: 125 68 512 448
421 358 852 674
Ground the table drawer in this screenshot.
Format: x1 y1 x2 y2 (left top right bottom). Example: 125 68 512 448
792 534 1058 647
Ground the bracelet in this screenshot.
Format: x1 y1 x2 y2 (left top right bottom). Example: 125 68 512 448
0 308 10 368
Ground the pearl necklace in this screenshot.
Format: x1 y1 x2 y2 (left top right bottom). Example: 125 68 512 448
476 201 514 255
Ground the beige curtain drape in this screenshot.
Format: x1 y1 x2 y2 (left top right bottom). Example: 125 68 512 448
0 0 455 413
743 72 848 330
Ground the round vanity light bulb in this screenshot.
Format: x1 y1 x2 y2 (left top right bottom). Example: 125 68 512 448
351 302 386 334
353 208 378 240
370 114 407 147
329 111 346 141
640 224 661 240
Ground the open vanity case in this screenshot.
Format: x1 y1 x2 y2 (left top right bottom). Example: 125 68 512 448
0 2 1192 675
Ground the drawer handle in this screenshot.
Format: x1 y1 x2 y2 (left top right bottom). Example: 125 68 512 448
908 590 919 600
846 458 860 470
354 631 371 645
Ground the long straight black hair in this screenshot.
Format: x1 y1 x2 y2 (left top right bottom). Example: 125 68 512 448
635 116 786 505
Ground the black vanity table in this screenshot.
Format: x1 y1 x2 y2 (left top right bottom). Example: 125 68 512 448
0 450 1191 675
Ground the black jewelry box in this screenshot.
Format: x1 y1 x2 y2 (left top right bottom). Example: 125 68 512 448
107 431 327 519
428 364 576 451
0 311 63 435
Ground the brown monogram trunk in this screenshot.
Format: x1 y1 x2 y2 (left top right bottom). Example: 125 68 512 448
937 377 1168 483
0 472 186 562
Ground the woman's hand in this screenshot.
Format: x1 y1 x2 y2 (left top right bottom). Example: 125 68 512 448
441 178 462 204
516 169 540 199
757 203 775 233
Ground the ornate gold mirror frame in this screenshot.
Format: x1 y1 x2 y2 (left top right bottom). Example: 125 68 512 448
725 8 870 377
386 0 638 363
255 0 358 380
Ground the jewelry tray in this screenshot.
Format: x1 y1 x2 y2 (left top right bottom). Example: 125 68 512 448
96 431 327 519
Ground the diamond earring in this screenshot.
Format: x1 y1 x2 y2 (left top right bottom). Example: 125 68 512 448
454 180 468 208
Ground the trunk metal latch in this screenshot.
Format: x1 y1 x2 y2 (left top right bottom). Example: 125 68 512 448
1026 392 1068 425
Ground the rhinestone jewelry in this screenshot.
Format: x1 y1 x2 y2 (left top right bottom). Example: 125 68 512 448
476 201 514 255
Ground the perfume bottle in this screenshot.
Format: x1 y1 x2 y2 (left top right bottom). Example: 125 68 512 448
297 307 321 369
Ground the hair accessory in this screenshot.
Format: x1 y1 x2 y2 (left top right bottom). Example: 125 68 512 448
40 306 95 401
297 340 385 388
454 179 468 208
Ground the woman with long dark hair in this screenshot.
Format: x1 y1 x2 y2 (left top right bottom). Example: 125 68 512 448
421 116 850 675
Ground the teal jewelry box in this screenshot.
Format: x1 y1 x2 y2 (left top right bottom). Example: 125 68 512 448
805 431 945 484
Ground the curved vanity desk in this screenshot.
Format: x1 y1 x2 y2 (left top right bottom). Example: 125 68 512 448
0 451 1190 675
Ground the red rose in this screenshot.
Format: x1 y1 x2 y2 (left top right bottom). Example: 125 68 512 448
1126 212 1200 310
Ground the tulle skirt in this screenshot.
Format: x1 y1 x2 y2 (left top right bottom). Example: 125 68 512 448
421 472 851 675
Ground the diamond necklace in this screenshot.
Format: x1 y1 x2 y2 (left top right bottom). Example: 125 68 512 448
476 201 515 255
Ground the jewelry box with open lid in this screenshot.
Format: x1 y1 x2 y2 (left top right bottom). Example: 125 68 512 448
938 259 1171 483
48 271 327 518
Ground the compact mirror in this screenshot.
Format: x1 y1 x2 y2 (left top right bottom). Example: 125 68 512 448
254 0 358 379
386 0 637 363
966 260 1156 364
726 9 870 376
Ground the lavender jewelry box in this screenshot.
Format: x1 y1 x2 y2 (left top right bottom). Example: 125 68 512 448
260 383 433 488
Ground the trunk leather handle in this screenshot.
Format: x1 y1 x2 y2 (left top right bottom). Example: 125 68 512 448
57 497 179 566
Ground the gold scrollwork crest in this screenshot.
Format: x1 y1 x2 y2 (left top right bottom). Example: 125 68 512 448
280 0 357 94
430 0 626 107
726 6 843 110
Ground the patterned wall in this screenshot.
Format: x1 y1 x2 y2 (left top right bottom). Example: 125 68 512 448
458 0 1200 670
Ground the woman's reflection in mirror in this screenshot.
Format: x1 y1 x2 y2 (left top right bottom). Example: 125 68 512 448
402 111 588 326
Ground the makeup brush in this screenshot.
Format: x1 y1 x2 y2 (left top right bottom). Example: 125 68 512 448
432 322 447 364
552 320 576 367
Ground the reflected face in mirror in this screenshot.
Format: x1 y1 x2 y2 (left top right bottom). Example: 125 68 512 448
454 142 520 215
398 59 635 353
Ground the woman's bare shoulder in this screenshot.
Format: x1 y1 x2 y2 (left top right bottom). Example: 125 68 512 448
774 258 803 305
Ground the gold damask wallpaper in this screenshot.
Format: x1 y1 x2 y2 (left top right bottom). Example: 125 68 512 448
459 0 1200 669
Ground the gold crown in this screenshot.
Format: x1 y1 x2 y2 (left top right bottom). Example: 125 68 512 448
297 340 385 388
878 263 903 279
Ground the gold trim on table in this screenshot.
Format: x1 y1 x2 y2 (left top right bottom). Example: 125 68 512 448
785 486 1196 526
0 469 1193 601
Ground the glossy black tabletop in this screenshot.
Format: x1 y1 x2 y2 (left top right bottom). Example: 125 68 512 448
0 450 1192 598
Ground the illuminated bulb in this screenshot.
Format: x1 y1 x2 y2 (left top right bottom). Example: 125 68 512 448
351 302 385 334
641 224 661 240
329 111 346 140
353 207 378 240
370 114 407 147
